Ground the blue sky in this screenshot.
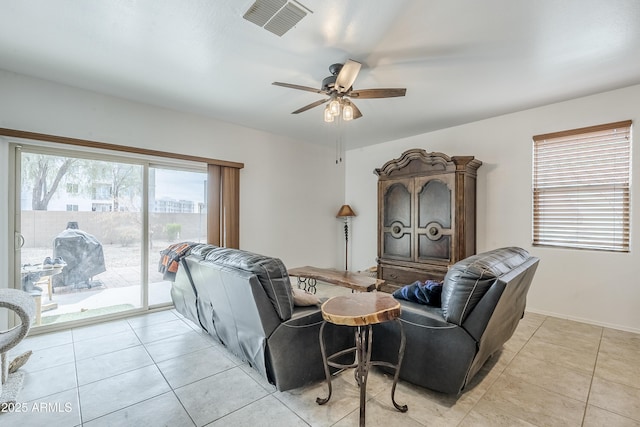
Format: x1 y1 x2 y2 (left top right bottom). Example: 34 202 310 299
153 169 206 203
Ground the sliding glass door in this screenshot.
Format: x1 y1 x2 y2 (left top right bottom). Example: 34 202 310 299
15 146 206 328
148 166 207 306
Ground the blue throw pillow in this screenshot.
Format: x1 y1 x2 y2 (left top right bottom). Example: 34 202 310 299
392 280 443 307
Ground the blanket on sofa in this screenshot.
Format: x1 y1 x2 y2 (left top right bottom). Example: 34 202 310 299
158 242 201 281
392 280 443 306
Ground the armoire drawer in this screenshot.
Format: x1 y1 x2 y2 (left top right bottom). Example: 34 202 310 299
381 266 444 286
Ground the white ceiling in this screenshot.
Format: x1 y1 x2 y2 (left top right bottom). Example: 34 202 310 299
2 0 640 149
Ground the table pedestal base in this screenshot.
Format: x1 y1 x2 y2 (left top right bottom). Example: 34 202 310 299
317 320 407 426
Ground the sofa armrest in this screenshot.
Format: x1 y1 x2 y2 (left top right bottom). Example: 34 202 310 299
372 305 477 394
265 307 352 391
462 257 539 342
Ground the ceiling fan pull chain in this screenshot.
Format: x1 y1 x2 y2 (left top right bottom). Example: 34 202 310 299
335 117 344 164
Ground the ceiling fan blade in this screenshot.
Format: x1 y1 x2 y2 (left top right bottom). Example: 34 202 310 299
350 101 363 119
272 82 323 94
335 59 362 93
292 98 329 114
349 88 407 99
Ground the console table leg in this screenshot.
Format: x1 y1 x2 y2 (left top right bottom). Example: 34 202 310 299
296 276 317 294
306 278 317 294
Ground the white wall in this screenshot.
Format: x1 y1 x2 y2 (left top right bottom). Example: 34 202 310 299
0 69 345 296
346 84 640 333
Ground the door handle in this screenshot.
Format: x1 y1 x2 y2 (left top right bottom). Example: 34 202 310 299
15 232 25 249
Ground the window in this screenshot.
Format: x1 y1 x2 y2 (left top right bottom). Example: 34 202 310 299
66 204 78 211
91 202 112 212
66 183 79 194
92 184 112 200
532 120 631 252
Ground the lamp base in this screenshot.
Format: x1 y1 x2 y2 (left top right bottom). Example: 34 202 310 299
344 220 349 271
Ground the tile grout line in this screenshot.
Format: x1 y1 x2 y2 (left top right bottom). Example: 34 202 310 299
75 319 160 424
204 394 297 426
454 315 549 426
77 319 185 425
72 327 84 426
581 331 640 424
580 327 603 426
142 317 221 427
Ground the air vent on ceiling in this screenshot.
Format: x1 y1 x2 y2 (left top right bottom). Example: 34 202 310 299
243 0 310 37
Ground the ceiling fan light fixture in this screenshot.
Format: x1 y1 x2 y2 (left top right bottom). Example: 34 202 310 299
329 98 341 116
343 102 354 121
324 106 334 122
273 59 406 123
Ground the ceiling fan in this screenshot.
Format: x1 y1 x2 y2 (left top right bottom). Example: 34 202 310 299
272 59 406 122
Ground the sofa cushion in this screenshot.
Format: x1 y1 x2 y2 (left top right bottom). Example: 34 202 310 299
292 288 321 306
202 247 295 321
441 247 531 325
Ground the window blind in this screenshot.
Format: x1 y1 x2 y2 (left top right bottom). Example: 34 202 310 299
532 120 631 252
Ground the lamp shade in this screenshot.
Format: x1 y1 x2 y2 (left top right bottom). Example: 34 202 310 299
343 103 354 121
324 106 334 122
336 204 356 218
329 99 341 116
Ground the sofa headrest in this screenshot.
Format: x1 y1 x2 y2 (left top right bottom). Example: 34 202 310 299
189 244 219 258
441 247 531 325
201 247 294 321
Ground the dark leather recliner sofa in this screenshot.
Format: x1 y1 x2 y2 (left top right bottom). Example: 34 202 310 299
170 244 350 392
372 247 539 394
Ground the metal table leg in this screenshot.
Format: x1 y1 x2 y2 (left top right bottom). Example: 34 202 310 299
316 322 333 405
317 320 407 426
355 325 372 426
390 319 408 412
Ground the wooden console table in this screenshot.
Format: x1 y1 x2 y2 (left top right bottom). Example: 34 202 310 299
288 266 385 294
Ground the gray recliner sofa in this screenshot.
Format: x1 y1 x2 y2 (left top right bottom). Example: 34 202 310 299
372 247 539 394
170 245 350 392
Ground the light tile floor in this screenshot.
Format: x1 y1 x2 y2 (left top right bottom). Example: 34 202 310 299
3 287 640 426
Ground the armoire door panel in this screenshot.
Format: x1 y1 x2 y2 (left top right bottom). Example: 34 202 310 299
383 181 412 227
381 179 414 260
415 175 454 262
383 233 412 259
418 233 451 260
417 178 452 229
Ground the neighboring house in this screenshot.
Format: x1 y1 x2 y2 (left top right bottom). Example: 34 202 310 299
154 198 195 213
21 181 197 213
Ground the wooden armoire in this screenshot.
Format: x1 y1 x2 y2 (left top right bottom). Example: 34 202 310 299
374 149 482 287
